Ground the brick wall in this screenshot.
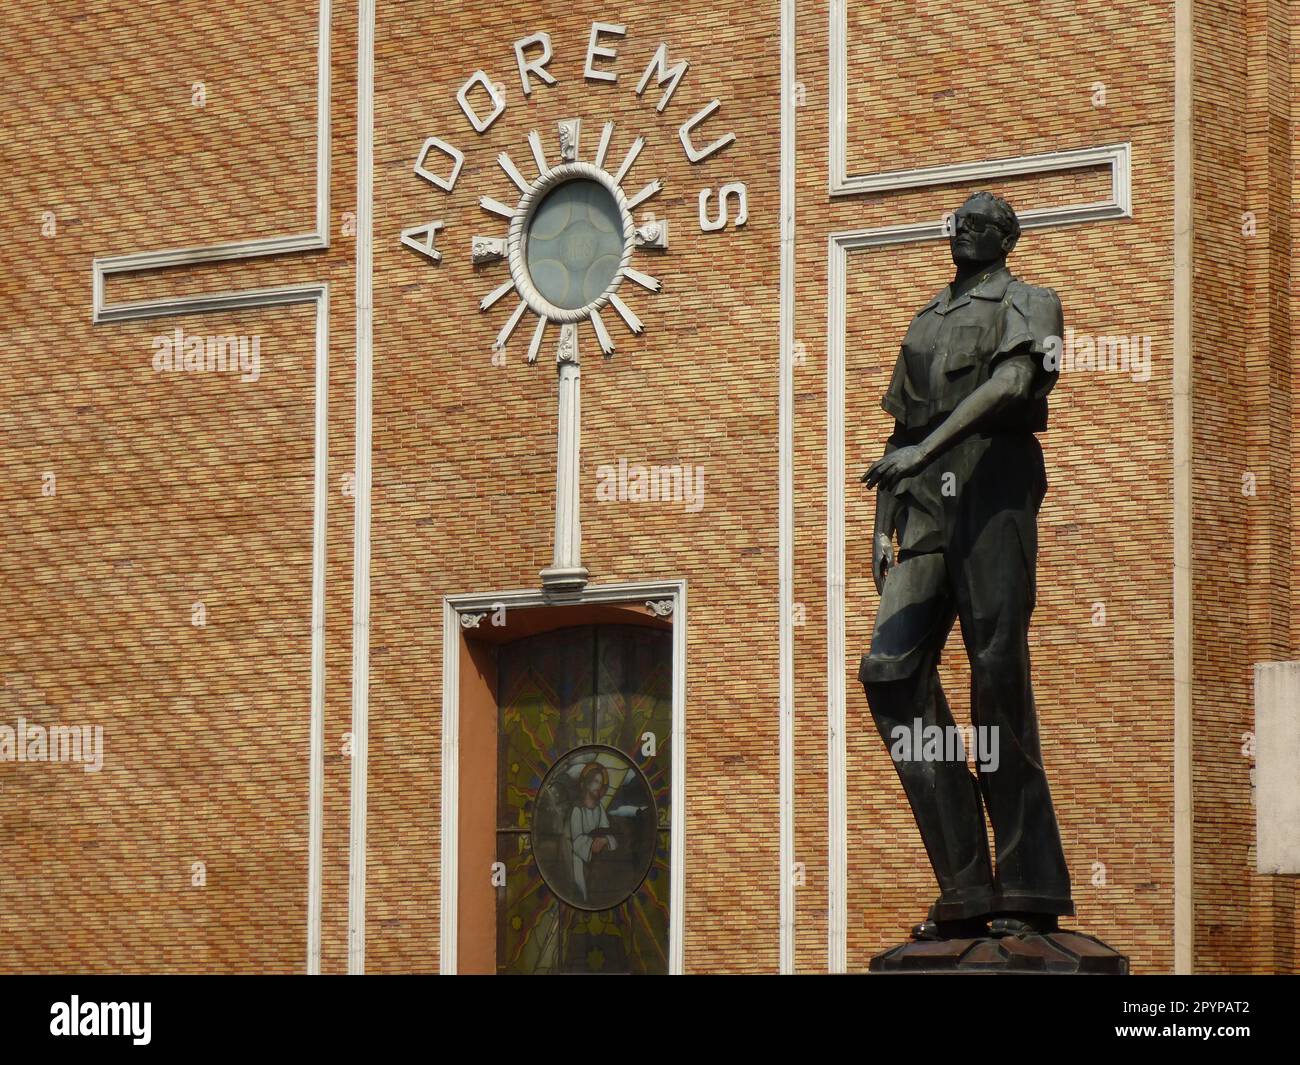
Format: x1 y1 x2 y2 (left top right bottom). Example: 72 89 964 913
0 0 1296 976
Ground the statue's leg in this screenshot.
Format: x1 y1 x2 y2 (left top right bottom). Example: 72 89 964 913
953 508 1073 919
859 551 994 921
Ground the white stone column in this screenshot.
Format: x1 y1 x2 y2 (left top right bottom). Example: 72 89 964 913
1254 661 1300 874
541 324 589 591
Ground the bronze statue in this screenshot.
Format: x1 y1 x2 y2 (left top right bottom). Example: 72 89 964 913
860 191 1073 943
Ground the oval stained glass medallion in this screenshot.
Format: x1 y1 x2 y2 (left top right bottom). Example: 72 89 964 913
523 178 625 310
531 744 657 912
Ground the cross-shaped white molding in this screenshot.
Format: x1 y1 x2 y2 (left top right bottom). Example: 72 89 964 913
87 0 337 978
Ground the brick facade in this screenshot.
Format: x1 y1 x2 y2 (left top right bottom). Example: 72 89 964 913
0 0 1295 974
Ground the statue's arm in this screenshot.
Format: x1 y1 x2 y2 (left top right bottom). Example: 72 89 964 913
869 437 902 592
862 353 1035 491
911 352 1035 461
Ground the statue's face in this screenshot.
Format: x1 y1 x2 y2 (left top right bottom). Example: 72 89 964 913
949 200 1013 267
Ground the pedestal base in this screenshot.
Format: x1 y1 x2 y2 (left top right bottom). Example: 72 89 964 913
539 565 589 593
870 930 1129 974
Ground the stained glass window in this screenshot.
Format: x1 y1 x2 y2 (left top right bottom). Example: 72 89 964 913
496 624 672 974
524 179 624 310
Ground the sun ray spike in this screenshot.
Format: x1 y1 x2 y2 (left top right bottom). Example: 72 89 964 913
480 278 516 311
625 180 662 211
528 130 548 174
594 122 615 169
480 195 515 219
494 300 529 351
497 152 530 194
590 309 615 356
623 267 660 293
526 315 548 364
613 136 646 186
607 293 644 335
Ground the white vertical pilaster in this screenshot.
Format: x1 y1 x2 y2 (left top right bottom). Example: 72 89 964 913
541 326 589 591
347 0 376 976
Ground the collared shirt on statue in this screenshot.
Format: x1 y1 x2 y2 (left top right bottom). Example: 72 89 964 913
881 264 1062 437
879 266 1063 557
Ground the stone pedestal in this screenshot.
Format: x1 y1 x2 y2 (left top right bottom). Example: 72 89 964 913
870 931 1129 974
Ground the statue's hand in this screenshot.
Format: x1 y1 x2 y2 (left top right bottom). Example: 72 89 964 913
861 444 929 490
872 532 894 595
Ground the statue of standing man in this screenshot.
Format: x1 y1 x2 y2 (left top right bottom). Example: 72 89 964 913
860 191 1073 943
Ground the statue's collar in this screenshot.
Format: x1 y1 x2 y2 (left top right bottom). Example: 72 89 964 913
920 265 1013 316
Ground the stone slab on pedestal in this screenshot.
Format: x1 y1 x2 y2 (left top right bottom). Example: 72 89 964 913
870 931 1129 974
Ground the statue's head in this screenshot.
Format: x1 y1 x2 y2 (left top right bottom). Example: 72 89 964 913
950 191 1020 268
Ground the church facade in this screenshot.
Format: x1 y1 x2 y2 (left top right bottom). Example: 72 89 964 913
1 0 1298 974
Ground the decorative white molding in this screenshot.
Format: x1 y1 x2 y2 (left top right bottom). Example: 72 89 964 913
348 0 376 978
91 0 331 323
827 0 1132 223
89 2 334 975
556 321 579 365
645 599 674 617
459 612 488 629
471 236 507 264
440 580 688 974
102 283 330 973
634 218 668 250
778 0 796 976
504 161 638 325
1172 0 1194 975
558 117 581 162
540 352 588 593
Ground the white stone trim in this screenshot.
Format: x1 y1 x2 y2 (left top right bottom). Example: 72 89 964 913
505 161 636 324
778 0 797 976
540 359 587 591
87 1 334 975
98 282 329 974
439 580 688 974
827 0 1132 223
348 0 376 977
1172 0 1194 975
90 0 332 322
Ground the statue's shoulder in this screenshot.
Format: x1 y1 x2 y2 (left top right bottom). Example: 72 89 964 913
1006 276 1061 307
912 285 948 318
1005 277 1064 333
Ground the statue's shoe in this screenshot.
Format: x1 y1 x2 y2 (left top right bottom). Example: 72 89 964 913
909 916 990 941
988 913 1060 938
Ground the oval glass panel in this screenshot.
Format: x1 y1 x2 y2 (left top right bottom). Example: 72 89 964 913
524 179 624 310
531 745 657 911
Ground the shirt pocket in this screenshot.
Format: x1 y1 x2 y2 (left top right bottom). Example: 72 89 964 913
942 323 989 376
